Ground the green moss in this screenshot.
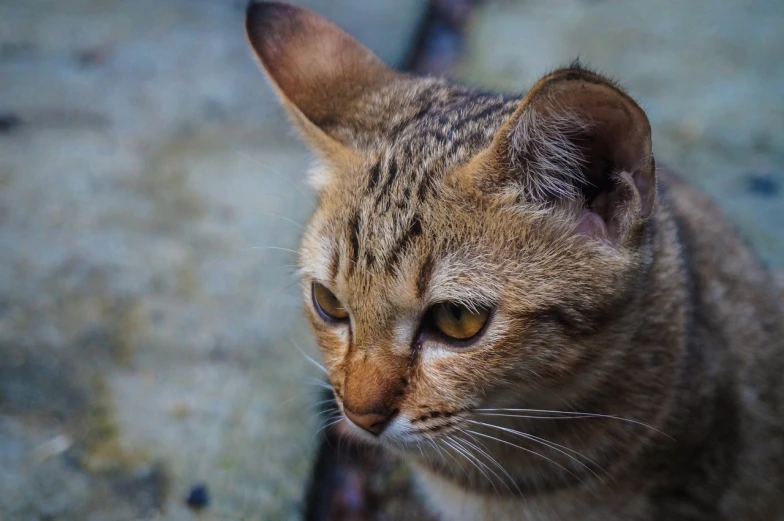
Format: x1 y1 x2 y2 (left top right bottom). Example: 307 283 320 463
82 377 150 473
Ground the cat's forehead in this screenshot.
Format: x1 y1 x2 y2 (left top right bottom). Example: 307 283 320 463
302 84 527 305
344 85 520 223
361 81 519 163
329 90 517 263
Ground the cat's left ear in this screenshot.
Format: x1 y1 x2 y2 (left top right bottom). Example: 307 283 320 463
478 65 656 246
245 1 403 164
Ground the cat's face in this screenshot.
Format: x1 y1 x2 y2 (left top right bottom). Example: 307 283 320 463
299 164 636 445
246 2 655 450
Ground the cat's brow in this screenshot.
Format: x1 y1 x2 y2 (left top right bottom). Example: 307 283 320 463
328 246 340 281
426 263 499 309
416 255 434 299
301 234 338 283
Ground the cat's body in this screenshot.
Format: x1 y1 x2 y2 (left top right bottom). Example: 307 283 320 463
245 3 784 520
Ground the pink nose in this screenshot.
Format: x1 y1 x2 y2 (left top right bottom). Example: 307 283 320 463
343 407 395 436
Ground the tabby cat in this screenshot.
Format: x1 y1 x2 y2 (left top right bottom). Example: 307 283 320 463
245 2 784 520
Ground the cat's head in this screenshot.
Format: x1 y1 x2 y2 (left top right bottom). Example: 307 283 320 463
246 2 656 447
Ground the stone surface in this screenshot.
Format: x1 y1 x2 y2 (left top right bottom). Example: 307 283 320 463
0 0 781 520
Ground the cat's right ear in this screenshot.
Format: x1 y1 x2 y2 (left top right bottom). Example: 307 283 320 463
473 64 656 247
245 1 399 164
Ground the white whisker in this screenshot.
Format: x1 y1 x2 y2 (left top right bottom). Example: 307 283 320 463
290 340 329 375
308 397 337 409
478 413 599 420
468 419 607 483
430 437 466 473
446 435 502 496
300 376 333 391
315 414 343 439
269 264 302 272
235 150 311 199
308 406 339 425
441 437 483 489
475 408 672 439
263 212 306 230
466 429 583 484
246 245 300 255
458 432 520 495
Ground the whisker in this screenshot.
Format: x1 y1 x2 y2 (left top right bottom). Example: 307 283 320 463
315 414 343 439
477 413 599 420
424 439 446 469
415 438 428 462
303 394 335 417
300 376 333 391
456 435 511 496
430 437 466 472
269 264 302 272
441 437 484 489
466 429 583 485
263 212 305 230
235 150 311 199
281 278 302 293
278 392 316 408
475 409 672 439
308 397 337 409
519 431 612 483
446 435 502 496
421 437 443 462
468 419 607 483
246 245 301 255
290 340 329 375
458 432 520 495
308 406 339 425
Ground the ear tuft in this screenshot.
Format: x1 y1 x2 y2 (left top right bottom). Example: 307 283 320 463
507 107 590 201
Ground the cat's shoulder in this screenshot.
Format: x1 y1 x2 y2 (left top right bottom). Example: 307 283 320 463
656 165 783 391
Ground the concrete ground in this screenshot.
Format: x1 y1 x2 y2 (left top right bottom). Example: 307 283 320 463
0 0 781 520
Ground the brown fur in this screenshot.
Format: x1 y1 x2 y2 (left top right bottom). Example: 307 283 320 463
246 2 784 520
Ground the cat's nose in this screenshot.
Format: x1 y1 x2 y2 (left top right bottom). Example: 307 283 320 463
343 407 395 436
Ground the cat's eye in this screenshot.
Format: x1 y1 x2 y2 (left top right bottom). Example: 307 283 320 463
428 303 490 341
312 282 349 321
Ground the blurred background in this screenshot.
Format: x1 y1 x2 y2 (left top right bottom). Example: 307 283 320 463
0 0 781 519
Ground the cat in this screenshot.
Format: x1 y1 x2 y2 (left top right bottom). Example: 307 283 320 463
245 2 784 520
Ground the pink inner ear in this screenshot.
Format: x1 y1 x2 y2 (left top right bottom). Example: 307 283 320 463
575 211 609 241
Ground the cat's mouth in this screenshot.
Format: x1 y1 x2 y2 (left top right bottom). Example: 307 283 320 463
335 400 467 449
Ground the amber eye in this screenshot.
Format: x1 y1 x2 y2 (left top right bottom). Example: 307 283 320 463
428 303 490 341
312 282 349 321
